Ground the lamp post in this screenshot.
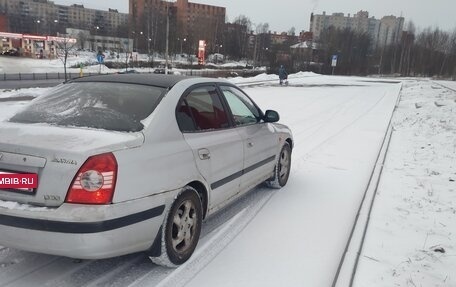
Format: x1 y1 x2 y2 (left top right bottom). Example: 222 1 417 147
215 44 222 64
165 1 170 75
178 37 186 55
35 20 41 34
52 19 58 35
95 26 100 51
148 37 152 72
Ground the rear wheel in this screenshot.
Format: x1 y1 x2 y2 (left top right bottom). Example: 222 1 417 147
150 186 202 267
266 142 292 188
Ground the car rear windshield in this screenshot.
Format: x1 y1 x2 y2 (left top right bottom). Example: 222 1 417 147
9 82 167 132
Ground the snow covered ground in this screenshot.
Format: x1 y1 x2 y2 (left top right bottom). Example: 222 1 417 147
0 51 261 75
0 74 455 286
354 80 456 287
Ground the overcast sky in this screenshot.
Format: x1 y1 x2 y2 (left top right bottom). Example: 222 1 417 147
54 0 456 32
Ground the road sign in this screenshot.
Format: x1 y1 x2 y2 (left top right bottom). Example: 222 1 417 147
97 53 104 64
331 55 338 67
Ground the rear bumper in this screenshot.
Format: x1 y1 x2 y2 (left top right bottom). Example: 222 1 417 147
0 191 176 259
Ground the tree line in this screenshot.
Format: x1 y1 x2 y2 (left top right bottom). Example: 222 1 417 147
306 23 456 78
213 16 456 78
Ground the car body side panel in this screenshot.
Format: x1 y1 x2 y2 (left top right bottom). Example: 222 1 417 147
236 123 279 193
183 130 243 209
112 137 199 203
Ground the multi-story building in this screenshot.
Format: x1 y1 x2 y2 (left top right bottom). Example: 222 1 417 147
377 15 405 47
66 28 133 52
130 0 225 53
0 0 128 37
309 10 404 47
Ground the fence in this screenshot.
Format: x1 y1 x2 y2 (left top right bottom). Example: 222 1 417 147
0 72 95 81
0 69 266 81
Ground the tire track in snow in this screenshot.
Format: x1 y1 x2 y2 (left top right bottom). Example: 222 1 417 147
130 187 276 287
0 253 60 287
292 88 391 169
82 255 149 287
433 81 456 93
332 83 403 287
44 254 140 287
4 257 94 287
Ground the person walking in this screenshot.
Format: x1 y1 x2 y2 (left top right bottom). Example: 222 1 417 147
279 65 288 85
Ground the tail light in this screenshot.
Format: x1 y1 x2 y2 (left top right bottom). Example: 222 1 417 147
65 153 118 205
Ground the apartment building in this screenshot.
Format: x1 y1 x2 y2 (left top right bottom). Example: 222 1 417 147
310 10 404 47
377 15 405 47
0 0 128 36
130 0 225 53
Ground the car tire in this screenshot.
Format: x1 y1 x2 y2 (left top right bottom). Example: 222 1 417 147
150 186 203 267
266 142 292 189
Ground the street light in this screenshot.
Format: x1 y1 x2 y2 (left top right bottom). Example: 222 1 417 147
178 37 186 55
36 20 41 34
165 1 171 75
52 19 58 35
214 44 223 64
148 38 152 72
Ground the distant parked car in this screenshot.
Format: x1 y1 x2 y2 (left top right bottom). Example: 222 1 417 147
153 67 166 74
118 69 139 74
227 71 239 77
1 49 19 56
154 66 175 74
0 74 293 266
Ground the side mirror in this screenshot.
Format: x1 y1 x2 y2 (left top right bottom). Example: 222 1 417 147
264 110 280 123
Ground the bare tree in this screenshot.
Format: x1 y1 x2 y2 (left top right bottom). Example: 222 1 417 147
55 35 78 81
234 15 252 59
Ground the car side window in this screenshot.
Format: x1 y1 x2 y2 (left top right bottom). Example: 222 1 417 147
177 86 230 132
220 86 261 126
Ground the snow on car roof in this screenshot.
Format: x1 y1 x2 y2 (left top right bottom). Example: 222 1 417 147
70 74 193 88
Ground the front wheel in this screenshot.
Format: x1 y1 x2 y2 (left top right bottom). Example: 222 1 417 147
150 186 202 267
266 142 292 188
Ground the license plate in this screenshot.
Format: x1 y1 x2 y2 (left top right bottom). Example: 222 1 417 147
0 171 38 195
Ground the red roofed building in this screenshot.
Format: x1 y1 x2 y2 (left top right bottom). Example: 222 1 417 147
0 13 7 32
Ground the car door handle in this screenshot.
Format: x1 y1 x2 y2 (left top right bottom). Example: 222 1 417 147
247 139 254 148
198 148 211 160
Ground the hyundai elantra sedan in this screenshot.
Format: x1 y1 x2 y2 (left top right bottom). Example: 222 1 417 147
0 74 293 266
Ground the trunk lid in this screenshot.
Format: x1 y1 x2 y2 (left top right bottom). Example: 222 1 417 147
0 123 144 207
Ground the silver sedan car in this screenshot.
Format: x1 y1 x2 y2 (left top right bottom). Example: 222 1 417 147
0 74 293 266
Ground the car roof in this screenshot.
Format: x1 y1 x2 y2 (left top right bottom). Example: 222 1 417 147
70 74 193 88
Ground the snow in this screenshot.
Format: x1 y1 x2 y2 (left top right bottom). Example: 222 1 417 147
0 73 455 286
0 200 50 212
0 87 50 99
354 80 456 287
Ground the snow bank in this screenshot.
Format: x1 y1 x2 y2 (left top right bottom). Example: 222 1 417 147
355 80 456 286
0 87 50 99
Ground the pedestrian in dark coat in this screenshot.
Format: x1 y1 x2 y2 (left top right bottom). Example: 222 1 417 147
279 65 288 85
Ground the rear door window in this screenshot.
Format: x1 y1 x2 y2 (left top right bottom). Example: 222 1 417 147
177 86 230 132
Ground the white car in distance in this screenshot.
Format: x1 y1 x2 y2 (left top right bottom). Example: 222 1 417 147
0 74 293 266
